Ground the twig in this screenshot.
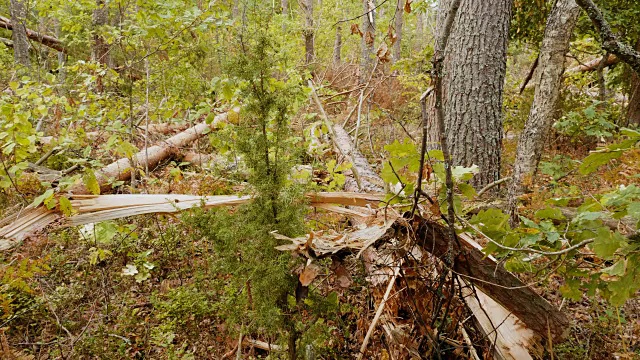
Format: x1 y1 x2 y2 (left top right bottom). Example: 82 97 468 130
333 0 389 27
460 325 481 360
357 262 401 360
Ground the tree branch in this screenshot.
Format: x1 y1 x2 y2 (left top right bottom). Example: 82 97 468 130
0 15 66 53
574 0 640 73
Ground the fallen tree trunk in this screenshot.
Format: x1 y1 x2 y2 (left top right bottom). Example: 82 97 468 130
0 192 384 250
308 83 545 358
69 113 228 194
39 123 192 145
407 216 569 342
0 15 66 53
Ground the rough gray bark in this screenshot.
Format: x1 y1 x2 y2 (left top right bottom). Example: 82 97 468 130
9 0 30 66
507 0 580 220
232 0 239 18
392 0 404 63
302 0 314 64
281 0 288 14
359 0 376 84
427 0 512 188
333 25 342 64
626 39 640 126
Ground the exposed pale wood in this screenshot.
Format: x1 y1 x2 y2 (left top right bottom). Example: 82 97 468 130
68 113 228 194
0 192 385 250
406 217 570 342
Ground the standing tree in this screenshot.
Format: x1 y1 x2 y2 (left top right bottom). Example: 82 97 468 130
359 0 376 84
301 0 314 64
427 0 512 188
626 39 640 126
507 0 581 221
392 0 404 64
333 25 342 64
9 0 30 66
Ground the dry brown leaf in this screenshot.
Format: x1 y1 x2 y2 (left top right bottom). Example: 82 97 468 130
404 0 412 13
299 263 321 286
376 43 391 63
364 31 375 46
387 26 397 46
351 23 363 37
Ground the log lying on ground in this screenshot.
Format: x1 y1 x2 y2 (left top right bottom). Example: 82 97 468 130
409 217 570 343
69 113 228 194
0 192 384 251
567 54 620 73
39 123 192 145
308 80 384 192
0 15 65 53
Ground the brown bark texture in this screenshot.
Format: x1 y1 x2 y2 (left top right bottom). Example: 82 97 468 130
9 0 30 66
507 0 580 220
392 0 404 63
403 216 570 342
428 0 513 188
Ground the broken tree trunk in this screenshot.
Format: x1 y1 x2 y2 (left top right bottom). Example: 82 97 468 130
0 15 66 53
0 192 383 250
69 112 229 194
406 217 570 342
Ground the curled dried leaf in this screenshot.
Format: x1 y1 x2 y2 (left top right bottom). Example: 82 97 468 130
351 23 363 37
299 263 321 286
404 0 412 13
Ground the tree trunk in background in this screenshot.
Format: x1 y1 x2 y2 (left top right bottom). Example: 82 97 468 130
302 0 314 64
627 39 640 127
415 11 423 50
392 0 404 64
92 0 109 65
507 0 580 221
359 0 375 84
281 0 288 14
427 0 512 188
232 0 239 19
10 0 30 66
93 0 109 92
333 25 342 64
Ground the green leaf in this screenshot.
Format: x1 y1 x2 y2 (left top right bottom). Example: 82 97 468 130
83 169 101 195
579 151 622 174
535 207 565 220
592 228 627 260
602 259 626 276
59 196 73 216
458 182 476 199
32 189 54 208
559 278 582 301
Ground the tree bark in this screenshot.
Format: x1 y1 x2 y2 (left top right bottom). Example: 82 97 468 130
415 11 423 50
281 0 288 14
566 53 619 73
427 0 512 188
333 25 342 64
507 0 580 222
392 0 404 64
359 0 376 84
302 0 314 65
92 0 109 65
575 0 640 74
0 15 65 53
626 39 640 126
9 0 30 66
